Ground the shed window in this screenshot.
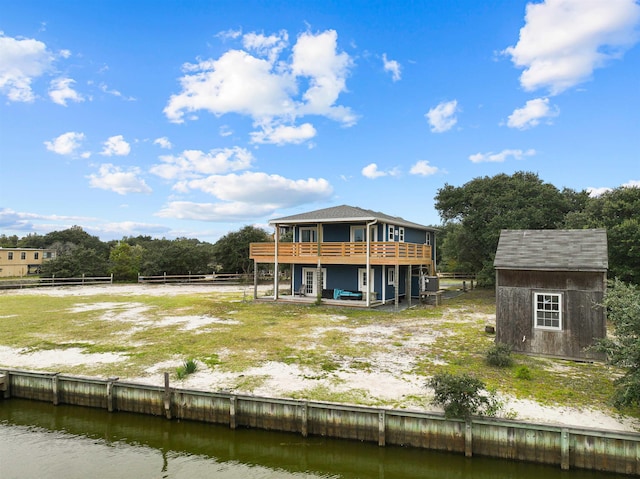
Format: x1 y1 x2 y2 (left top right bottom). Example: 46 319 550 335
534 293 562 330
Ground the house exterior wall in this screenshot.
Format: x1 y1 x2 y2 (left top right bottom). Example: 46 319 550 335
0 248 56 278
292 263 410 302
495 269 606 360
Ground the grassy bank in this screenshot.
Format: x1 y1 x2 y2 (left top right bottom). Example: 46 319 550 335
0 287 634 419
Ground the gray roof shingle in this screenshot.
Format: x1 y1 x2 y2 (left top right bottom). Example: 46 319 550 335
269 205 434 231
494 229 608 271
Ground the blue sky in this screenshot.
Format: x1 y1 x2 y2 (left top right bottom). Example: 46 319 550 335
1 0 639 243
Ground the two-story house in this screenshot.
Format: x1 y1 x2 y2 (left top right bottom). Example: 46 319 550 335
0 247 57 277
250 205 437 307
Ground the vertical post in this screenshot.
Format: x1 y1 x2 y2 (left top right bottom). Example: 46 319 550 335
253 263 258 300
52 374 59 406
300 401 308 438
163 272 167 283
0 371 10 399
230 396 237 429
106 377 118 412
465 420 473 457
378 411 386 446
463 280 467 292
394 264 400 310
82 273 85 284
274 225 279 300
561 428 570 470
163 372 172 420
406 267 412 307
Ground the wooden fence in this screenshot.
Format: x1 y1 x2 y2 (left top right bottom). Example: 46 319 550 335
1 369 638 475
0 274 113 290
137 273 253 284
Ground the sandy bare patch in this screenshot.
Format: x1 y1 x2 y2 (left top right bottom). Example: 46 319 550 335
0 346 125 369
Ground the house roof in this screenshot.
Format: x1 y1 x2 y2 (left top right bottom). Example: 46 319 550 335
269 205 434 231
494 229 608 271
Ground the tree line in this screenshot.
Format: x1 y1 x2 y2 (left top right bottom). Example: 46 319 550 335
434 171 639 286
0 225 271 281
3 171 638 285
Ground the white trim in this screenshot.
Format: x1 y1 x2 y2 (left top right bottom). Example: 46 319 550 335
533 292 563 331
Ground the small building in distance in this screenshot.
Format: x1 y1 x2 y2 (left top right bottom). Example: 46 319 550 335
0 247 57 277
493 229 608 361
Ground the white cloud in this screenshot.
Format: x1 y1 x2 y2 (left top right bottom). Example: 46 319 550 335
588 180 639 197
157 171 333 222
410 160 439 176
150 147 254 180
362 163 386 179
469 148 536 163
153 137 172 149
49 77 84 106
156 201 278 221
506 97 559 129
382 53 401 81
426 100 459 133
361 163 400 179
587 186 611 197
504 0 640 94
242 30 288 62
88 164 152 195
0 34 54 102
250 123 316 145
164 29 356 145
101 135 131 156
44 131 86 156
185 171 333 206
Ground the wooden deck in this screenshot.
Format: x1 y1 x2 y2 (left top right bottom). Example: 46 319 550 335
250 242 433 266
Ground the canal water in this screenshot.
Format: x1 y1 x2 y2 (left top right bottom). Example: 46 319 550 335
0 399 628 479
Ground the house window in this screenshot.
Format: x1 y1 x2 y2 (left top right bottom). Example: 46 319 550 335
398 227 405 242
300 227 317 243
351 226 366 242
387 268 395 285
425 233 431 246
8 252 13 260
21 252 26 260
34 252 39 260
534 292 562 330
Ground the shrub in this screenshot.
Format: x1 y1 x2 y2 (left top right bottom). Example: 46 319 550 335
427 372 490 419
176 358 198 379
514 365 532 380
486 342 513 367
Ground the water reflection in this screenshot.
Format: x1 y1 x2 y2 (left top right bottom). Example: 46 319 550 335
0 399 625 479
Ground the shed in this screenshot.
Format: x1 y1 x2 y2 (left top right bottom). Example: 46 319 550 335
493 229 608 361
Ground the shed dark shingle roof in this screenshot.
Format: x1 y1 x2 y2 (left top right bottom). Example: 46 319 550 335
270 205 433 231
494 229 608 271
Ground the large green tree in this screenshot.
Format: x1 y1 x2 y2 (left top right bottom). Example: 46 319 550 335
566 186 640 283
435 172 586 284
109 242 145 281
213 225 271 274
